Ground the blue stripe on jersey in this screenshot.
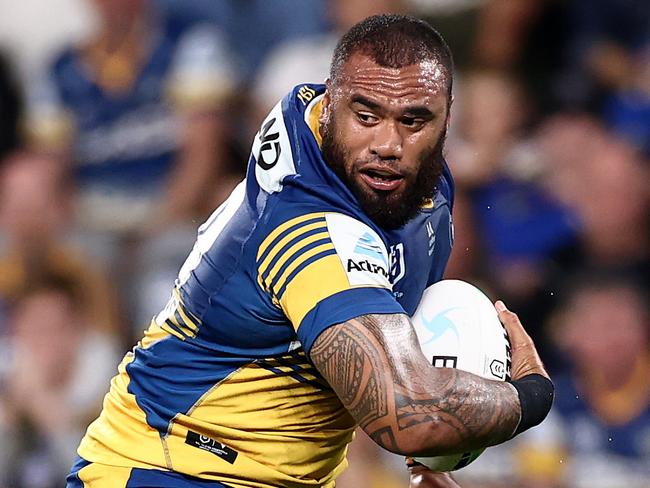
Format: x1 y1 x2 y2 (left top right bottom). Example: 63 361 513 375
266 236 332 291
274 248 338 300
272 355 323 378
257 361 328 392
256 216 326 266
260 227 329 284
298 287 405 352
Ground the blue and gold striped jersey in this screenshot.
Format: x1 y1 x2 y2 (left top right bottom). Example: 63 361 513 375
78 84 455 487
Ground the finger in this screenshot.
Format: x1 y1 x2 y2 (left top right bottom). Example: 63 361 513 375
495 300 531 348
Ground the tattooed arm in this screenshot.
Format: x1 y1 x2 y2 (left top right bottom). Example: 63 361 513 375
310 306 546 456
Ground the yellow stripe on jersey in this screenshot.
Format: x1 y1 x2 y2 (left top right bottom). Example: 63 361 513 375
167 312 195 338
160 321 187 341
159 289 202 340
271 242 335 297
280 253 350 328
266 232 331 290
257 212 326 261
173 288 201 329
257 213 332 295
259 224 328 284
177 305 199 333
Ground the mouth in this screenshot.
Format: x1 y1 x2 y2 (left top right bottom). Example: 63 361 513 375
358 167 405 192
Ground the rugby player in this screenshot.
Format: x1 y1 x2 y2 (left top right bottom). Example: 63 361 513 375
67 14 553 488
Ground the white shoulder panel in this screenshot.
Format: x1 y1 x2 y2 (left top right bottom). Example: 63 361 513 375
252 100 297 194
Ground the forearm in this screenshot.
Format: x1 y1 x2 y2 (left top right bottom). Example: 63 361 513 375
310 314 520 456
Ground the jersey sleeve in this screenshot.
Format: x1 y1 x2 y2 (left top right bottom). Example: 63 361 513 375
256 212 405 352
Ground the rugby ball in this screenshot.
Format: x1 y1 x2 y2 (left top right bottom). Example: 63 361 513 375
410 279 511 471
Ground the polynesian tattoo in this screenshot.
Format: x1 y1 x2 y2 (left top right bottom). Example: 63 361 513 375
310 314 521 455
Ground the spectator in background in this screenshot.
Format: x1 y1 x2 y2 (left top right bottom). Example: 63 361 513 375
0 274 121 488
27 0 236 236
538 115 649 292
0 152 121 340
516 273 650 488
25 0 239 330
604 46 650 157
560 0 650 112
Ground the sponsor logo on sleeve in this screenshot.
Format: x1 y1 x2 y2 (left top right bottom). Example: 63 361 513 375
325 214 392 288
354 232 389 266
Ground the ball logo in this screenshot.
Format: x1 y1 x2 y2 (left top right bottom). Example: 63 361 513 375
421 308 460 346
489 359 506 380
431 355 458 368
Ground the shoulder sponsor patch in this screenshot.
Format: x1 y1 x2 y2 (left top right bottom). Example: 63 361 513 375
325 213 392 288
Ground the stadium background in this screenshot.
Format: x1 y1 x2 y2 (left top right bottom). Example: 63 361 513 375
0 0 647 487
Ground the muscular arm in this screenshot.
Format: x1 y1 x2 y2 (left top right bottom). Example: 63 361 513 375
309 313 521 456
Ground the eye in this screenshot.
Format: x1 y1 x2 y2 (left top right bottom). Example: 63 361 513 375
356 111 378 125
401 117 426 130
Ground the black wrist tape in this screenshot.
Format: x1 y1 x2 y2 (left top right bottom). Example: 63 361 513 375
510 374 554 437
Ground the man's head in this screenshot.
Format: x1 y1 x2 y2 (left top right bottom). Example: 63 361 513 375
320 15 453 229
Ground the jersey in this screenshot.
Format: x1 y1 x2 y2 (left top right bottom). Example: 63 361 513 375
76 84 455 488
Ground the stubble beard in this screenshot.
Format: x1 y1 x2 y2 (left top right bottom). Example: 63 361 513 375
321 117 446 230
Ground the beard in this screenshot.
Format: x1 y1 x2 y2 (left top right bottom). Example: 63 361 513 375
321 118 445 230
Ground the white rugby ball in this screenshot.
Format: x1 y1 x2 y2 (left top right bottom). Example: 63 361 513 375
410 279 511 472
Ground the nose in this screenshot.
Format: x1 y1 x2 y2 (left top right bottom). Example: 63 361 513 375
370 120 403 161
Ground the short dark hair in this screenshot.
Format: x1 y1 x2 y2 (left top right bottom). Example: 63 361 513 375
330 14 454 97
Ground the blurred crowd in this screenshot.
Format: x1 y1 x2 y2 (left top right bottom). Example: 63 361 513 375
0 1 647 487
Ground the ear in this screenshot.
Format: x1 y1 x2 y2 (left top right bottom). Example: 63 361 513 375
319 79 332 126
445 94 454 131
